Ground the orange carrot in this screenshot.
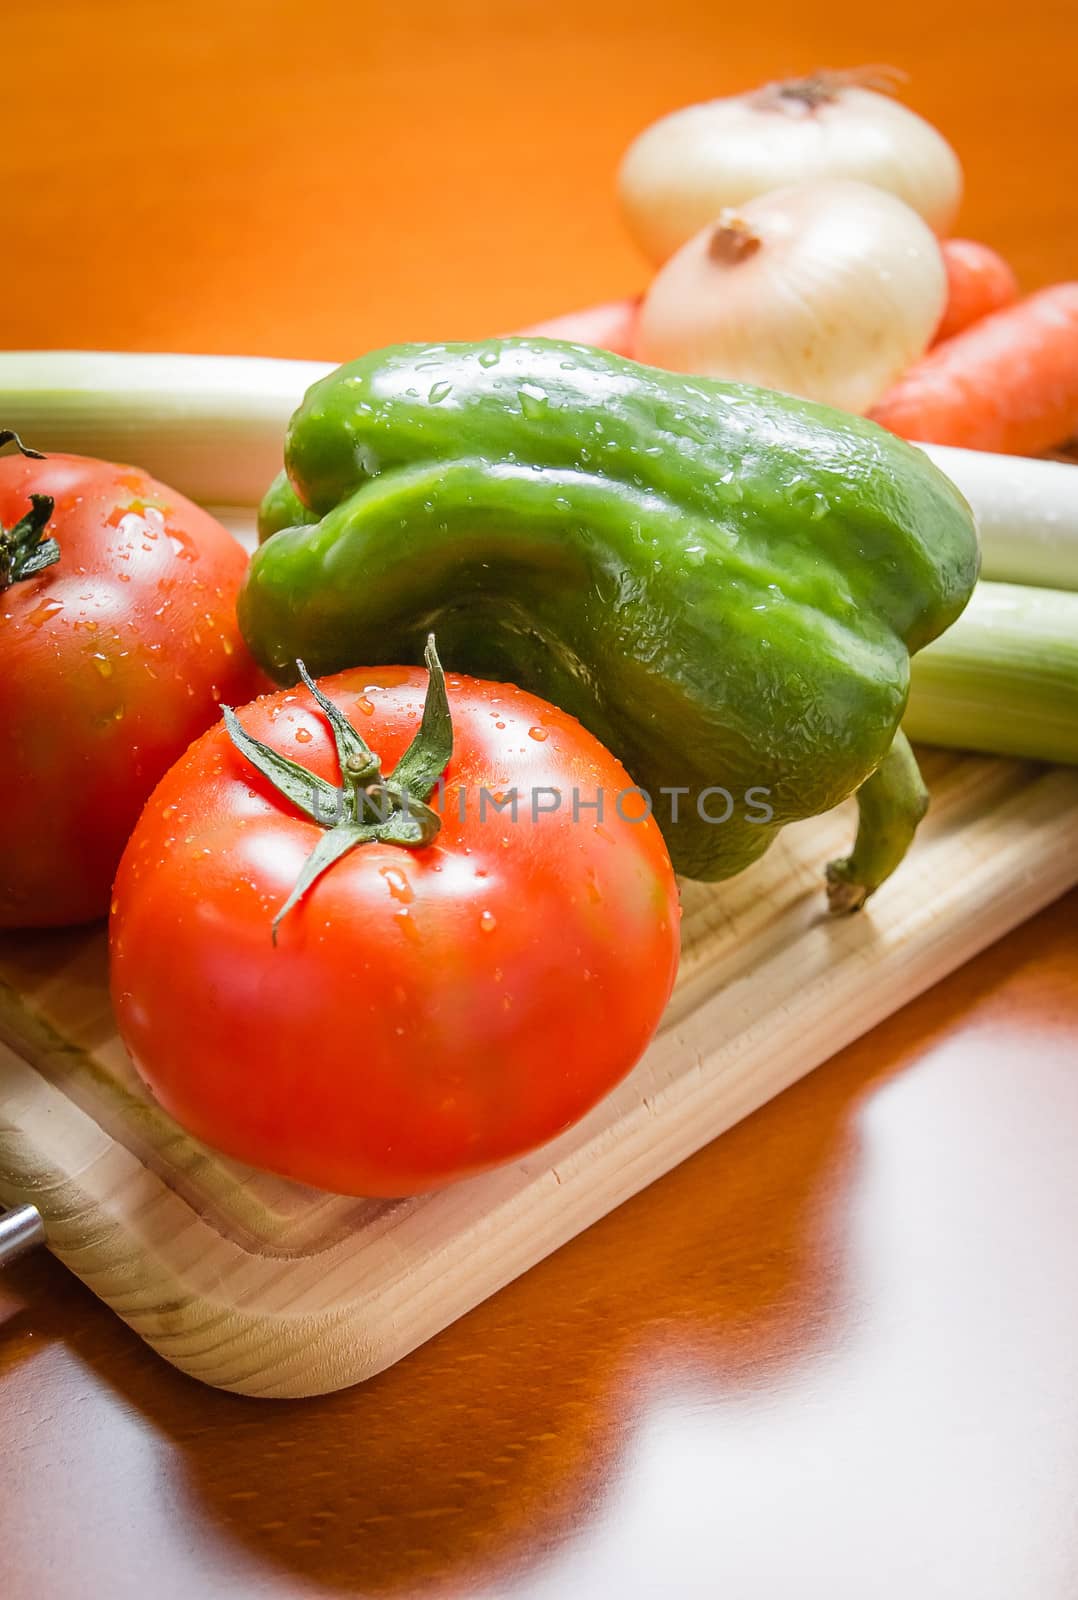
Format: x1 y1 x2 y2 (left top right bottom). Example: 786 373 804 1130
516 295 641 357
869 284 1078 455
935 239 1019 344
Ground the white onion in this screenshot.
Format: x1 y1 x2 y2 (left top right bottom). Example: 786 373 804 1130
634 180 947 414
619 68 963 265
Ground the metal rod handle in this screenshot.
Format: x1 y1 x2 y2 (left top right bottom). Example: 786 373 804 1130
0 1204 46 1267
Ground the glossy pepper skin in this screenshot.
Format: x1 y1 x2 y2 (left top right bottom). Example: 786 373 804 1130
240 339 979 898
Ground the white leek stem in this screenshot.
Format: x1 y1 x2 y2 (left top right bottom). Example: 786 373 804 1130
0 350 330 506
905 581 1078 764
918 443 1078 592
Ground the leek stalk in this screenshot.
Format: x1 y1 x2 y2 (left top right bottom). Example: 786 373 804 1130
0 350 330 506
905 581 1078 764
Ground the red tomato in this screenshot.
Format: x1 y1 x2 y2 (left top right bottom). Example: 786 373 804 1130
0 450 265 927
110 664 681 1196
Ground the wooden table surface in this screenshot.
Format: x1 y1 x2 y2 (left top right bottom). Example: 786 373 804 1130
4 3 1077 1596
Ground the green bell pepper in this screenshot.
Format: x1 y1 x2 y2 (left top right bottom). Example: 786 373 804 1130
240 339 979 904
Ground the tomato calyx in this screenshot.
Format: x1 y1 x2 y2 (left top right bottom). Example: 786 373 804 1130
222 633 453 942
0 494 59 591
0 429 46 462
0 432 58 592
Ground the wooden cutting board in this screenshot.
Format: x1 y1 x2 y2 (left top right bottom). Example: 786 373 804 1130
2 736 1076 1397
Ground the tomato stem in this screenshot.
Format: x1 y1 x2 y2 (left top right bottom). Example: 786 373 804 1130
221 634 453 942
0 493 59 591
0 429 46 461
1 427 58 590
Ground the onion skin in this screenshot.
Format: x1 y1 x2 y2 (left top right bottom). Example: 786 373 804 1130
619 78 963 265
635 180 947 415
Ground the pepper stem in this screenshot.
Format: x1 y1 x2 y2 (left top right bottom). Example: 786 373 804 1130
826 730 929 913
221 634 453 942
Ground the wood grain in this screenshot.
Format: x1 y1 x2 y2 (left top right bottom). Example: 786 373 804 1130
4 0 1078 1590
4 893 1077 1598
6 749 1074 1395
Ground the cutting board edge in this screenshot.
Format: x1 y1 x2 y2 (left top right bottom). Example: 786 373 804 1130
2 801 1074 1399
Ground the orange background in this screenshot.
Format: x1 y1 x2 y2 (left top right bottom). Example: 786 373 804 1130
7 0 1077 360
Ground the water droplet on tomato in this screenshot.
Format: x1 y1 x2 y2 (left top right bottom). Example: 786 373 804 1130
479 910 497 934
495 721 506 730
26 597 64 628
380 866 414 905
92 653 113 678
168 531 196 561
355 695 374 716
528 726 548 742
295 727 312 743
